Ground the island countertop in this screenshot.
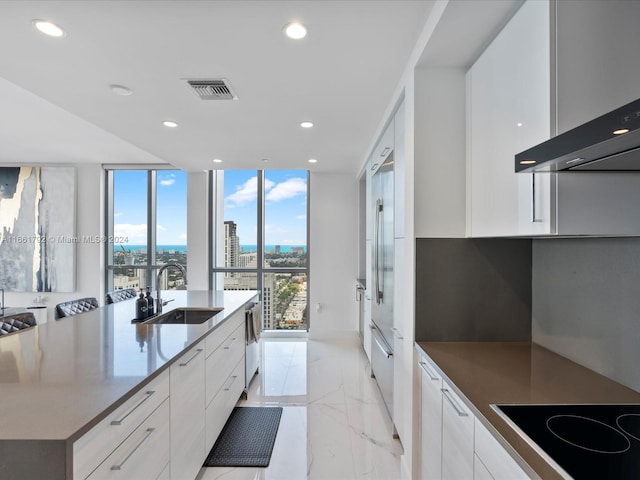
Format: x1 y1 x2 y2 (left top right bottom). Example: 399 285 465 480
0 290 257 443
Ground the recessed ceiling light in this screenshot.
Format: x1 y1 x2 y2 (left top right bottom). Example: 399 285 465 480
284 21 307 39
519 160 536 165
110 84 133 96
212 158 223 163
300 121 314 129
308 158 317 164
33 19 65 37
162 120 178 128
613 128 630 135
516 122 523 127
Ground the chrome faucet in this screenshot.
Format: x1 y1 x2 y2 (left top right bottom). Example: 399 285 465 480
156 263 187 313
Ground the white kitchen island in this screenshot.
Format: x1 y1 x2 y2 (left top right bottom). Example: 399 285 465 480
0 289 258 480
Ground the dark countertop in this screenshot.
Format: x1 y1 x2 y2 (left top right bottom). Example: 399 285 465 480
0 290 257 443
416 342 640 480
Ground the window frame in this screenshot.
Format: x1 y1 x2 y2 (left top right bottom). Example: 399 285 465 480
104 166 185 293
209 170 310 331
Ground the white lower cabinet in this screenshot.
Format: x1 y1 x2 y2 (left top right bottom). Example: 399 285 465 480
73 371 171 480
157 463 171 480
474 454 494 480
205 310 246 448
206 358 246 448
441 382 474 480
474 419 529 479
419 359 442 480
86 399 170 480
418 352 531 480
170 341 206 480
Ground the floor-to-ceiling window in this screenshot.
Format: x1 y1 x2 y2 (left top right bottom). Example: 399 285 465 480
105 168 188 294
211 170 309 331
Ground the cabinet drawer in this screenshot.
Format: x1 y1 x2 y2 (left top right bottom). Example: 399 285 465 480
170 341 206 480
441 381 474 480
74 371 170 480
206 321 245 406
419 357 442 480
474 453 495 480
206 357 245 449
86 399 170 480
475 419 529 479
156 462 170 480
205 308 245 357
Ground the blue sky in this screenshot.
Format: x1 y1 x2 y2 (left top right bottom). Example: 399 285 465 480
113 170 307 247
224 170 308 246
113 170 187 245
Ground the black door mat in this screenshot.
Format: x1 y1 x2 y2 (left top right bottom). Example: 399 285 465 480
204 406 283 468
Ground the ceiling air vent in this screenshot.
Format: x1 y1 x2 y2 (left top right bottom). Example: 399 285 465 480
186 79 237 100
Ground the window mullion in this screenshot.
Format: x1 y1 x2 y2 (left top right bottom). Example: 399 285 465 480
257 170 264 300
148 170 157 289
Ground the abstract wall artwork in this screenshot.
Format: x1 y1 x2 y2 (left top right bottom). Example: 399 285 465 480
0 166 75 292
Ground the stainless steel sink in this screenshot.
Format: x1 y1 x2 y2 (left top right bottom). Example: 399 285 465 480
143 307 223 325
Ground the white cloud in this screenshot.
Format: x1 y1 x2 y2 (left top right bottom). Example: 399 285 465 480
266 177 306 203
226 177 275 207
265 224 288 234
295 214 306 220
179 233 187 240
159 173 176 187
114 223 147 242
114 212 123 218
157 224 167 232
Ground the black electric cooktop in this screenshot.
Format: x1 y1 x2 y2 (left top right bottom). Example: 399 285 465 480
496 404 640 479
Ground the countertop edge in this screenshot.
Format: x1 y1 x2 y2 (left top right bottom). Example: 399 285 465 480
64 291 258 445
415 342 543 480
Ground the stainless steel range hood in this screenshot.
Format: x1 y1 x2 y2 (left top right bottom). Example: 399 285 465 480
515 98 640 173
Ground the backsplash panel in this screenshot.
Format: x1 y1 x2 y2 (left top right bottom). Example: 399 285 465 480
532 237 640 393
415 238 532 342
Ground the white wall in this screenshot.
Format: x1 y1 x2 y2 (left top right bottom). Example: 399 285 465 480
5 163 104 322
308 173 359 338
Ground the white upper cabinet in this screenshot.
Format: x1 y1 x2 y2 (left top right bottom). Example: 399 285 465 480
467 0 552 237
468 0 640 237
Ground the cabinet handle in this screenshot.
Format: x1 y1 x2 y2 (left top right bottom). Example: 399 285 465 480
224 375 238 391
110 390 155 426
442 388 468 417
418 361 439 381
391 327 404 340
371 325 393 358
224 337 237 350
531 173 541 223
179 348 204 367
110 428 155 471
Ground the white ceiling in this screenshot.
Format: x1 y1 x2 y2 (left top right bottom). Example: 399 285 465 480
0 0 435 173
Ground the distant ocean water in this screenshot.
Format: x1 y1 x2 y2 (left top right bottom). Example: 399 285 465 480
117 245 187 253
117 245 306 253
241 245 307 253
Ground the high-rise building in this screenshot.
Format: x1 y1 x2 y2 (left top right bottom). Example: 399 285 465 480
238 252 257 268
224 221 239 269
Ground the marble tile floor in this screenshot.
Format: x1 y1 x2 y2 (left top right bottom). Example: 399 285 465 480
197 334 405 480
